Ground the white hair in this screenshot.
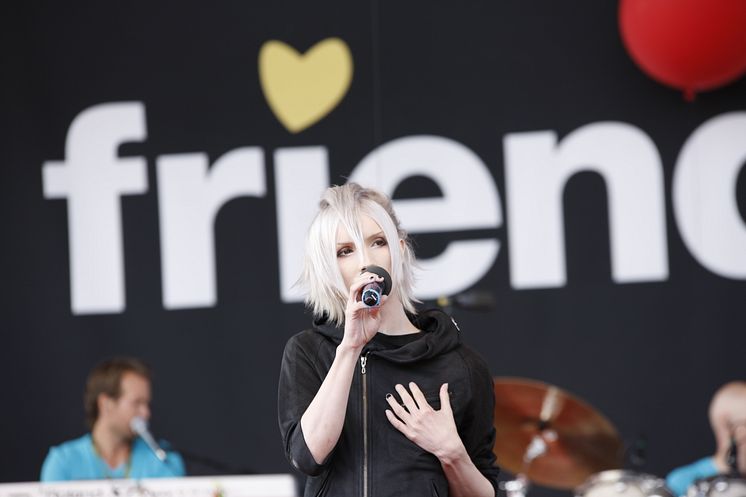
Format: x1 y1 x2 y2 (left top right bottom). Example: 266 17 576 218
299 183 418 326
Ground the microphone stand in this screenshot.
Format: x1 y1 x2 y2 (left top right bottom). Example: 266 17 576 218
499 434 549 497
627 432 648 471
436 290 496 314
727 436 739 477
498 387 561 497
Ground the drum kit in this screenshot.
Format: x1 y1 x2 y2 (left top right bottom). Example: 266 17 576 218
492 378 746 497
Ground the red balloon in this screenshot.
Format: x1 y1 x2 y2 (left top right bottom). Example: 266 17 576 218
619 0 746 100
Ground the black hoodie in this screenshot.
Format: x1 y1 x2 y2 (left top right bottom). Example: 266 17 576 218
278 309 500 497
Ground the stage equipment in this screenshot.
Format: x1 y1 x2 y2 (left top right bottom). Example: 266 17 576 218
686 475 746 497
436 290 496 312
360 265 391 307
492 377 623 493
576 470 674 497
0 475 296 497
130 416 167 462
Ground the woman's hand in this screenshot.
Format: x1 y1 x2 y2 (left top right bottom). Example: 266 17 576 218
385 382 464 461
340 272 388 351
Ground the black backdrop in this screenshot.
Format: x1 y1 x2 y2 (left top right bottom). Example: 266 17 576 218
2 2 745 497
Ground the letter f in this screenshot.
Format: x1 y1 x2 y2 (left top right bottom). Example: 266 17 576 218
42 102 148 314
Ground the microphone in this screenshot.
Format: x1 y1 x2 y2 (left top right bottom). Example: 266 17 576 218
436 290 496 312
360 265 392 307
130 416 167 462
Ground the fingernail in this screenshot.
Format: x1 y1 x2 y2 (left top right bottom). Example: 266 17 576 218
386 393 392 399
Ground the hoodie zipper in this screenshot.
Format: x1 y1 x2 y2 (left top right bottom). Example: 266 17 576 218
360 353 369 497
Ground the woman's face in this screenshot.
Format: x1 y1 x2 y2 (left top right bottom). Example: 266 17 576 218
336 215 392 291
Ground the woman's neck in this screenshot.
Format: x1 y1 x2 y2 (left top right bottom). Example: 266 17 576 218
376 299 420 336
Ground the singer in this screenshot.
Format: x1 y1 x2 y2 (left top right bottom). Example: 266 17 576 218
40 358 185 481
278 183 499 497
666 381 746 496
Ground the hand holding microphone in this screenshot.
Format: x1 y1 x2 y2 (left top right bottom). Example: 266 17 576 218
341 265 393 350
359 265 392 307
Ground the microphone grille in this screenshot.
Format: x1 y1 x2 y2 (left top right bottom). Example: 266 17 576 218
130 416 147 434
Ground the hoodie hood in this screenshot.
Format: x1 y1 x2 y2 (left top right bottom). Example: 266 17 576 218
312 308 461 363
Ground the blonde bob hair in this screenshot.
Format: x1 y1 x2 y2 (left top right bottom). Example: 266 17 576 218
300 183 418 326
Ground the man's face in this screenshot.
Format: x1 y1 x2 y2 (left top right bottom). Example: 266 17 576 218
100 372 152 438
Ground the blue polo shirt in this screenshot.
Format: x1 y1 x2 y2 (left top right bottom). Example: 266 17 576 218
40 434 186 481
666 457 718 496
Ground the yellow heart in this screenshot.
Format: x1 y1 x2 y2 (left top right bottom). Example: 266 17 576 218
259 38 353 134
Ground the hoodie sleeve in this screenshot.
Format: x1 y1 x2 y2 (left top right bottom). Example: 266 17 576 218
459 348 501 495
277 332 329 476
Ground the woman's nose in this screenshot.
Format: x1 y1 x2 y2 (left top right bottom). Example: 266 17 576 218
360 251 373 270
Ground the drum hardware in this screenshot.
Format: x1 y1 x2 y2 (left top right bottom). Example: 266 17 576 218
498 432 550 497
576 470 674 497
493 377 624 490
628 433 648 470
727 435 740 477
686 475 746 497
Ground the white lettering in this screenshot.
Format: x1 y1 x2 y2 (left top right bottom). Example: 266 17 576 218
673 112 746 278
275 147 330 302
42 101 744 314
42 102 148 314
156 148 266 309
504 122 668 289
351 135 501 298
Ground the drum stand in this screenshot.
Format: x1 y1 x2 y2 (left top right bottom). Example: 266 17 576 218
500 386 562 497
499 433 552 497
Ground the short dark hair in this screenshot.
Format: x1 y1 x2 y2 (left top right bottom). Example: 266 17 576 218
84 357 151 429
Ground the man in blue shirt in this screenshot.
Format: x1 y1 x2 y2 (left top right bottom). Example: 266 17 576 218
666 381 746 496
41 358 185 481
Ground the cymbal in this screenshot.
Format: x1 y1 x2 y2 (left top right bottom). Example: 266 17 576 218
493 377 623 489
